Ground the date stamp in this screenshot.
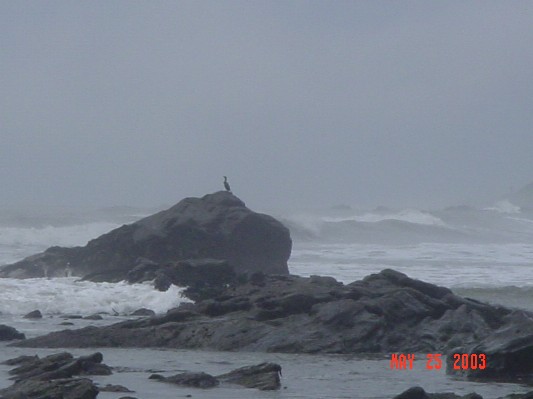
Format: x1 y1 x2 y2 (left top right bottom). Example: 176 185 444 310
390 353 486 370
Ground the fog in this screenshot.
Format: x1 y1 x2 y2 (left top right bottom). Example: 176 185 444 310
2 1 533 211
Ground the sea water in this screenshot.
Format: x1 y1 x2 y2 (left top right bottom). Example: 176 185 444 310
0 205 532 398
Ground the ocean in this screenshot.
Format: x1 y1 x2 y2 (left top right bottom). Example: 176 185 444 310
0 202 532 398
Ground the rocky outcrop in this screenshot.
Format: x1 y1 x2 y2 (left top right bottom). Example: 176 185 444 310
13 269 524 362
149 362 281 391
3 352 111 381
149 372 220 388
217 362 281 390
0 192 292 281
393 386 482 399
0 378 98 399
392 387 533 399
128 258 239 300
0 352 111 399
446 310 533 383
0 325 25 341
23 310 42 319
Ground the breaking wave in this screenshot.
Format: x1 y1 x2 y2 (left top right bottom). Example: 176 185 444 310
0 277 187 316
0 222 122 265
282 206 533 243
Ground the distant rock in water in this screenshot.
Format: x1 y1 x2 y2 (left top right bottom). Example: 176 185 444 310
0 192 292 281
23 310 42 319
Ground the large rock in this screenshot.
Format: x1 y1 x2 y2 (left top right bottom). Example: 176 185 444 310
149 372 219 388
4 351 112 381
149 362 281 391
0 378 98 399
393 386 483 399
0 352 110 399
217 362 282 390
0 192 291 281
13 269 524 364
0 325 25 341
446 310 533 383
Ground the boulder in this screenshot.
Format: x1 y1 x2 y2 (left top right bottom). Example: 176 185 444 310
393 387 483 399
98 384 134 392
149 372 219 388
217 362 282 390
446 310 533 383
148 362 281 391
5 351 111 381
0 192 291 281
23 310 42 319
158 259 238 300
0 377 98 399
0 325 25 341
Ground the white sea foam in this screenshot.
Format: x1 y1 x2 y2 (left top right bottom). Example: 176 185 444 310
323 209 446 226
484 200 521 214
0 277 188 316
0 222 121 264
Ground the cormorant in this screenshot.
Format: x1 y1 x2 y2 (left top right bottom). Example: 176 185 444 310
223 176 231 192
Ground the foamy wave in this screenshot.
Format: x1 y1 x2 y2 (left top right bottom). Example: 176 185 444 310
0 222 121 264
484 200 521 214
0 277 188 316
323 209 446 226
282 209 450 242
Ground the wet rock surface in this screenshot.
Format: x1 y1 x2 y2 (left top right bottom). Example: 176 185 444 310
149 371 220 388
0 191 292 281
22 310 42 319
13 269 528 362
0 352 112 399
446 310 533 384
0 325 25 341
217 362 282 390
149 362 281 391
2 352 111 381
0 377 98 399
392 386 533 399
393 386 482 398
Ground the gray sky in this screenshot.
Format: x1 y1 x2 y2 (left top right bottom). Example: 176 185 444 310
2 1 533 211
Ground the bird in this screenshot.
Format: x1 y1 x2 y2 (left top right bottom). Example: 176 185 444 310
223 176 231 192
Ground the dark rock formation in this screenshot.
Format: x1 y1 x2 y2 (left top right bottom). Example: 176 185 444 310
149 362 281 391
446 310 533 383
217 362 281 390
500 393 533 399
393 386 483 399
98 384 134 392
13 269 524 363
149 371 219 388
4 351 111 381
0 377 98 399
23 310 42 319
0 325 25 341
0 352 110 399
0 191 292 281
147 258 239 300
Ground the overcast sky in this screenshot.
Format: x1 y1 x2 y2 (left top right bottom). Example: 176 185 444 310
2 1 533 211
